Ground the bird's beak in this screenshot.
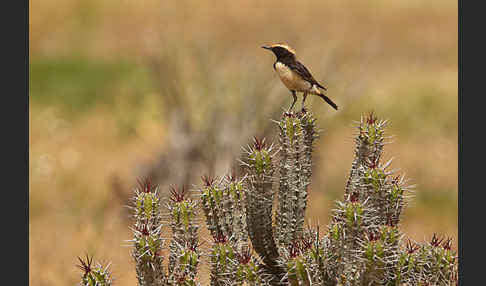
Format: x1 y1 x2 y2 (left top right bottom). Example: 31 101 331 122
261 46 271 50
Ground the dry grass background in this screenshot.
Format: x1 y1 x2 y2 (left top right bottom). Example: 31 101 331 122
29 0 457 285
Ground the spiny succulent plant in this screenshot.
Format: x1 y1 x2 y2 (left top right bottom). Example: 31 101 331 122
128 178 167 286
77 254 113 286
77 110 458 286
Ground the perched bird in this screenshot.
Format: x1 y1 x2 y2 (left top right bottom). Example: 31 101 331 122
262 43 338 112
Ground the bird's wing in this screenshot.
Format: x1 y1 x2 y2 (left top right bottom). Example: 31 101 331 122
291 60 327 91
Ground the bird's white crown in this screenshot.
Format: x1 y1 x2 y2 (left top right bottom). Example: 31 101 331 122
270 43 296 55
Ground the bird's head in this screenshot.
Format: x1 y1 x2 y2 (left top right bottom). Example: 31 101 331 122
262 43 296 60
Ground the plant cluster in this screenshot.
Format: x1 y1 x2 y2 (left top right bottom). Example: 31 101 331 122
77 110 458 285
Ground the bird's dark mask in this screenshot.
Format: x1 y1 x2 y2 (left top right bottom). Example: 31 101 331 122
262 46 295 60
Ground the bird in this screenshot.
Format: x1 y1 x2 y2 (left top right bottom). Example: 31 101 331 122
262 43 338 112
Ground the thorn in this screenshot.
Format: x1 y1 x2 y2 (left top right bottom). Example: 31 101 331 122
253 136 266 151
169 185 187 202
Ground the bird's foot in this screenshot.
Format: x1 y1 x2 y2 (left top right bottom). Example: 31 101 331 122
295 106 307 117
284 110 295 117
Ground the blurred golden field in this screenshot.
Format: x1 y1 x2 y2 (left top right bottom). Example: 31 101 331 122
29 0 457 285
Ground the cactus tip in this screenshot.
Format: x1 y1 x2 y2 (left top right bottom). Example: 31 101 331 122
201 174 216 187
406 240 420 254
366 110 378 124
253 136 266 151
169 185 187 202
430 233 444 248
76 254 93 274
138 177 154 193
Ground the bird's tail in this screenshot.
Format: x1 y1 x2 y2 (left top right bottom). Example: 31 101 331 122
317 93 338 110
316 82 327 91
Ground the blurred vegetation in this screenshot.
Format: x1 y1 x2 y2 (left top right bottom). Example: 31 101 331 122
30 58 151 115
29 0 457 285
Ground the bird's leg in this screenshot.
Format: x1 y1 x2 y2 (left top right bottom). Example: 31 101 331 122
288 90 297 113
301 93 308 111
